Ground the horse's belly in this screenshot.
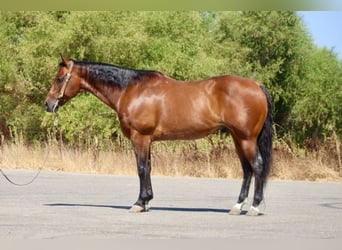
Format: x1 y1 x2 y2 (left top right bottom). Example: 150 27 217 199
152 100 222 140
152 124 220 141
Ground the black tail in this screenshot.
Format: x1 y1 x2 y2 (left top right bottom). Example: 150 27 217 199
257 85 273 182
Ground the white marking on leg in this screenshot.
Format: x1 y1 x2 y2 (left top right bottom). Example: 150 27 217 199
233 198 248 210
229 198 247 215
129 205 145 213
246 205 260 216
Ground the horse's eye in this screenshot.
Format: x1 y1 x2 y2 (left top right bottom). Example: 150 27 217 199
56 76 64 83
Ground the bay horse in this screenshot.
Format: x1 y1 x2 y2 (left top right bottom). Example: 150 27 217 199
45 55 273 216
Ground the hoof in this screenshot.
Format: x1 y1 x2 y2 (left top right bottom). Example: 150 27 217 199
229 199 247 215
129 204 150 213
246 206 260 216
229 207 242 215
129 205 145 213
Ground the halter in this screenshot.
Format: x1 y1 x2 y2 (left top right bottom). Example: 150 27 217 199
57 60 74 99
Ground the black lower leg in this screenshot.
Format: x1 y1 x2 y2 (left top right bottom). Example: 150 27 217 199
237 157 253 203
252 151 264 207
252 177 264 207
135 152 153 207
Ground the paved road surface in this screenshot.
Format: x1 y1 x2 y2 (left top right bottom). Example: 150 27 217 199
0 169 341 239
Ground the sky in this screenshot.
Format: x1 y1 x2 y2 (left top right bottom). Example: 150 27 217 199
298 11 342 59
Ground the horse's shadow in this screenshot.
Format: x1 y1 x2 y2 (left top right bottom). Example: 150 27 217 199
45 203 240 214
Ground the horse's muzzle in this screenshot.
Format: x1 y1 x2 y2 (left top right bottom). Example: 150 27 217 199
44 99 60 113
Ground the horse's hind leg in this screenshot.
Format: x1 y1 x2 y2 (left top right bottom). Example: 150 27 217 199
241 139 265 216
247 148 265 216
230 138 265 216
229 156 252 215
229 139 253 215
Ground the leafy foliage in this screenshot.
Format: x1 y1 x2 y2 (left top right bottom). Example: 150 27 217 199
291 47 342 141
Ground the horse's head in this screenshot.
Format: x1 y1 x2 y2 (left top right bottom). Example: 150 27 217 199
44 55 81 113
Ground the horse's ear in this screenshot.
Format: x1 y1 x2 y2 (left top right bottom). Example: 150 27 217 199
60 54 71 68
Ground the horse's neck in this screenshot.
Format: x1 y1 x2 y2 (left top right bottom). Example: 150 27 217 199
77 62 156 111
81 73 123 112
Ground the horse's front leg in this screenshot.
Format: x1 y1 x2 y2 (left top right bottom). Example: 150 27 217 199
129 133 153 213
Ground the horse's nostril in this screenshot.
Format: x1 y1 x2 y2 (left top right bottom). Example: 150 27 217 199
44 101 49 111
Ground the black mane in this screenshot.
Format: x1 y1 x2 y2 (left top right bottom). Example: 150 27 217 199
73 60 159 88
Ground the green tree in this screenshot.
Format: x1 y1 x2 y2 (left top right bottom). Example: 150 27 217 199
140 11 222 79
0 12 65 142
291 47 342 142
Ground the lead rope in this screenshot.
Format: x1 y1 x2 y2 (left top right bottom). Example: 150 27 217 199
0 168 42 186
0 146 49 186
0 114 58 186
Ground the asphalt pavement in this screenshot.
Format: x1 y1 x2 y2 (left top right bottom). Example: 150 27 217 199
0 169 341 239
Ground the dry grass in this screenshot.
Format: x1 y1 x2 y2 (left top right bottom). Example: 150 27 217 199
0 135 341 182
